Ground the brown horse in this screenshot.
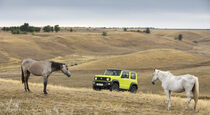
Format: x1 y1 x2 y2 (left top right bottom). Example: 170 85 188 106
21 58 71 94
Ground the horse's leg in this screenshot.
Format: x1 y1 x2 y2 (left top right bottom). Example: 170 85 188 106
192 89 197 111
23 71 28 92
164 90 171 110
185 91 191 110
26 71 31 92
43 76 49 94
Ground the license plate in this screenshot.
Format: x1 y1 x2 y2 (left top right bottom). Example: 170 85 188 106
96 83 103 86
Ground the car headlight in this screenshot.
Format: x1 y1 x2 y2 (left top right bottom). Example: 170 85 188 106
106 77 111 81
94 77 97 80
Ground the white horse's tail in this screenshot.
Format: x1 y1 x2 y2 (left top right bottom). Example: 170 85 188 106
193 77 199 111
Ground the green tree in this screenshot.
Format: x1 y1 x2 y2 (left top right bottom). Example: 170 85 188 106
43 25 51 32
178 34 183 41
54 25 60 32
145 28 150 34
51 27 54 32
20 23 29 32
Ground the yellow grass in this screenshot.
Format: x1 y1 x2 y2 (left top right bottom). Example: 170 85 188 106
71 49 208 70
1 29 210 114
0 78 210 115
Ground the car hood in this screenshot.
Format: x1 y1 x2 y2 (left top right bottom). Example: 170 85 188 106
95 75 111 77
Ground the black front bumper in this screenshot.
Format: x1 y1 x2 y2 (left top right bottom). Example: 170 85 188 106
93 81 112 89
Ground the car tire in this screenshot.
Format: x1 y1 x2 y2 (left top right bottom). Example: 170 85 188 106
130 86 137 93
93 86 101 91
110 83 119 91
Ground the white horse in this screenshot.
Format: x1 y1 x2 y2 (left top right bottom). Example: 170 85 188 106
152 69 199 111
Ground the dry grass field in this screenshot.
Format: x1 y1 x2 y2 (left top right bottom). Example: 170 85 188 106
0 29 210 114
0 78 210 115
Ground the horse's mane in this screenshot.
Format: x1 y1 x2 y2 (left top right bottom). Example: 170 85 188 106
50 61 64 71
166 71 174 76
159 70 174 77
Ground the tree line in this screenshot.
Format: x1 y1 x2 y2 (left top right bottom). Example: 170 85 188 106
123 28 151 34
1 23 61 34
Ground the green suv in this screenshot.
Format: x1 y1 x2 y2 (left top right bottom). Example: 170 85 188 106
92 69 138 93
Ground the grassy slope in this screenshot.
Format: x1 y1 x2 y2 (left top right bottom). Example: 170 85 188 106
1 30 210 114
0 30 207 64
71 49 209 70
0 78 209 115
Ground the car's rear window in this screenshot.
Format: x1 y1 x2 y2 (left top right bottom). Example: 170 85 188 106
104 70 121 76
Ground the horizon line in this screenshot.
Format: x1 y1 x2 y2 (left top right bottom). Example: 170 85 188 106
0 26 209 30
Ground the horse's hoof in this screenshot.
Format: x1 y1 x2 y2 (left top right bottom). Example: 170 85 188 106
184 107 188 111
44 92 48 95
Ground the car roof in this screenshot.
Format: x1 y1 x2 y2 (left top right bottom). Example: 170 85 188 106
106 69 136 73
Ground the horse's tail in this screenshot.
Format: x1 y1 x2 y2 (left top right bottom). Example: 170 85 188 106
21 66 25 83
193 76 199 111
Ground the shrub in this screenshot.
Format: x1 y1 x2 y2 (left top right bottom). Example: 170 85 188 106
69 28 73 32
137 30 142 32
130 30 136 32
20 31 27 34
11 29 26 34
34 27 41 32
123 28 127 31
11 29 19 34
102 31 107 36
145 28 150 34
193 40 198 44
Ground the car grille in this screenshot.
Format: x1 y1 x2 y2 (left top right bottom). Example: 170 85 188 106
96 77 107 81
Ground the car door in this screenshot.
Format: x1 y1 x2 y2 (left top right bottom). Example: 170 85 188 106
119 71 130 89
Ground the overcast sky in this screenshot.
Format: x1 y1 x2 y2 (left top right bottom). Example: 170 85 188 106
0 0 209 28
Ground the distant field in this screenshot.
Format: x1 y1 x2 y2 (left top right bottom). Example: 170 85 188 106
0 29 210 114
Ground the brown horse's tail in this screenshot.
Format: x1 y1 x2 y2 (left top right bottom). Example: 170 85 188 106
193 77 199 111
21 66 25 83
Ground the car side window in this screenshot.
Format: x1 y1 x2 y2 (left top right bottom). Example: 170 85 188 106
121 72 129 78
131 73 136 79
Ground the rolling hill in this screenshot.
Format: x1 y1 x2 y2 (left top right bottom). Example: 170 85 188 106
0 29 210 114
71 49 209 70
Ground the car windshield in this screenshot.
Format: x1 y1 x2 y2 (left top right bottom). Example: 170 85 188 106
104 70 121 76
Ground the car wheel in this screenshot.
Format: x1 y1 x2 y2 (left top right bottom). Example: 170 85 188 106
110 83 119 91
130 86 137 93
93 86 101 91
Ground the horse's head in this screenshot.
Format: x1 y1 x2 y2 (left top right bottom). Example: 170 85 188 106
61 64 71 77
152 69 159 85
